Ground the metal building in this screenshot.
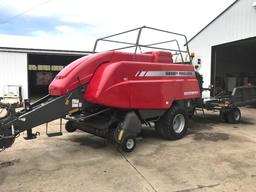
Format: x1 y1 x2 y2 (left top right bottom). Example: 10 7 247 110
188 0 256 95
0 47 91 100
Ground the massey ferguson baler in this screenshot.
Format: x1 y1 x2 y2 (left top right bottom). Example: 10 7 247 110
0 26 256 152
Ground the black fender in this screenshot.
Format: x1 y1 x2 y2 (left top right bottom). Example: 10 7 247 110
122 111 141 135
116 111 141 143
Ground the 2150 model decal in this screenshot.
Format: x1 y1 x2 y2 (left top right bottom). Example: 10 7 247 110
184 91 199 96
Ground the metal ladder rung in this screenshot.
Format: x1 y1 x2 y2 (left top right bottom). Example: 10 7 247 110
46 118 63 137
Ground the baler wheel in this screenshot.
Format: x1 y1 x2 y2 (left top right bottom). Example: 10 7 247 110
156 105 188 140
65 121 77 133
120 136 136 153
227 107 241 124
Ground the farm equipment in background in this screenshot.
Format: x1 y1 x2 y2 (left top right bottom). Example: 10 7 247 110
0 26 256 153
1 85 22 106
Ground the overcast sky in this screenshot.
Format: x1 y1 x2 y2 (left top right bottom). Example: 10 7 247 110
0 0 235 51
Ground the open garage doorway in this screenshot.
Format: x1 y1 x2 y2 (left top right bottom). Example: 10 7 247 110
211 37 256 96
27 54 82 99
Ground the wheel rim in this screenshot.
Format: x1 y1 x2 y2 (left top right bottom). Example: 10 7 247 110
173 114 185 133
234 110 240 121
126 138 135 150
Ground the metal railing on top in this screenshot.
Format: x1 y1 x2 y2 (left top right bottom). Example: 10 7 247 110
92 26 191 63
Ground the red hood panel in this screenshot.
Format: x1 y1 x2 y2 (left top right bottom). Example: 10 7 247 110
49 51 114 96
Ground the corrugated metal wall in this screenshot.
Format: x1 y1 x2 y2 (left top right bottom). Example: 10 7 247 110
189 0 256 95
0 52 28 99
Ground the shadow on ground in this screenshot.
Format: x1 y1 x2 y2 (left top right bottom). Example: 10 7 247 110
69 134 108 149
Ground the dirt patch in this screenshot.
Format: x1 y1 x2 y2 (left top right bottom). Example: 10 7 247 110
0 159 20 169
174 184 220 192
193 132 229 142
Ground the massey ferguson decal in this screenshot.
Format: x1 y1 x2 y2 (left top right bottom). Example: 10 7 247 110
136 71 195 77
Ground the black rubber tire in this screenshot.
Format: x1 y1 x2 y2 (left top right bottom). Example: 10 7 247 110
65 121 77 133
155 122 165 138
121 136 136 153
155 104 188 140
227 107 241 124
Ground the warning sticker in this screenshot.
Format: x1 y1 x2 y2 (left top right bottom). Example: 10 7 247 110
72 99 79 107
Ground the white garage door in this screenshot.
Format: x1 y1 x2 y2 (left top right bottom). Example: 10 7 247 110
0 52 28 99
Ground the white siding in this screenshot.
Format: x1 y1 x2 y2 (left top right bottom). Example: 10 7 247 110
0 52 28 99
189 0 256 95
